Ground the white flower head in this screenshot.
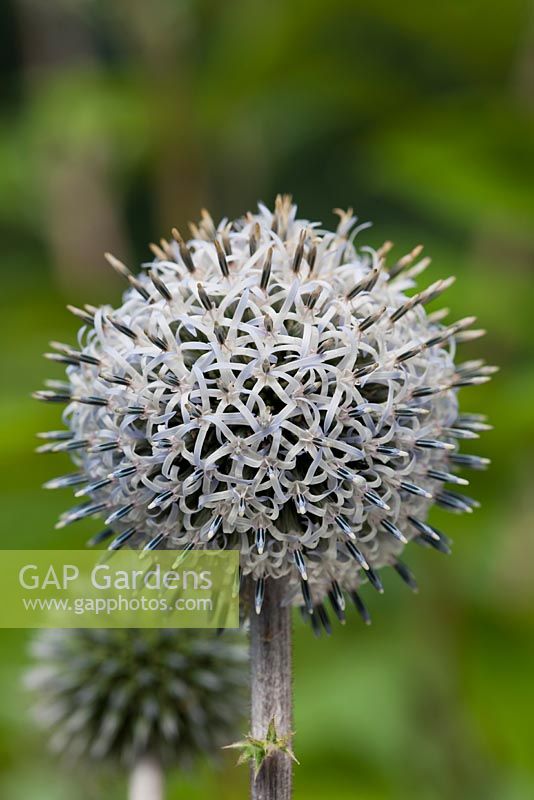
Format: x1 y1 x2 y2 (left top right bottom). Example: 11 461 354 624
36 196 493 632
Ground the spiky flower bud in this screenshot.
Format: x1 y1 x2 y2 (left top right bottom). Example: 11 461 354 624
36 196 493 631
26 628 247 766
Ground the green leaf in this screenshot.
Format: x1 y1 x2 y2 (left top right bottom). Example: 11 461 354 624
224 719 299 779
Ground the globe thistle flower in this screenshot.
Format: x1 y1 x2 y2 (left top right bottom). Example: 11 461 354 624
35 196 492 798
26 628 247 796
35 195 493 628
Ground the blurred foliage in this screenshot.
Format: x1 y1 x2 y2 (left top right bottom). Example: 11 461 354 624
0 0 533 798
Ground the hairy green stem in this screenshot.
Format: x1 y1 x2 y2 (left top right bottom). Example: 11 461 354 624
250 579 293 800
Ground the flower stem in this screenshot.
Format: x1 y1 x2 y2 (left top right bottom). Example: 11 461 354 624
249 578 293 800
129 755 164 800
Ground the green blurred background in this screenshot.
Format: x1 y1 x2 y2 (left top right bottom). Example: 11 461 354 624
1 1 533 798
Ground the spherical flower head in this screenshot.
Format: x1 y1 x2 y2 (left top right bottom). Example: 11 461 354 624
36 196 493 631
26 628 247 766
